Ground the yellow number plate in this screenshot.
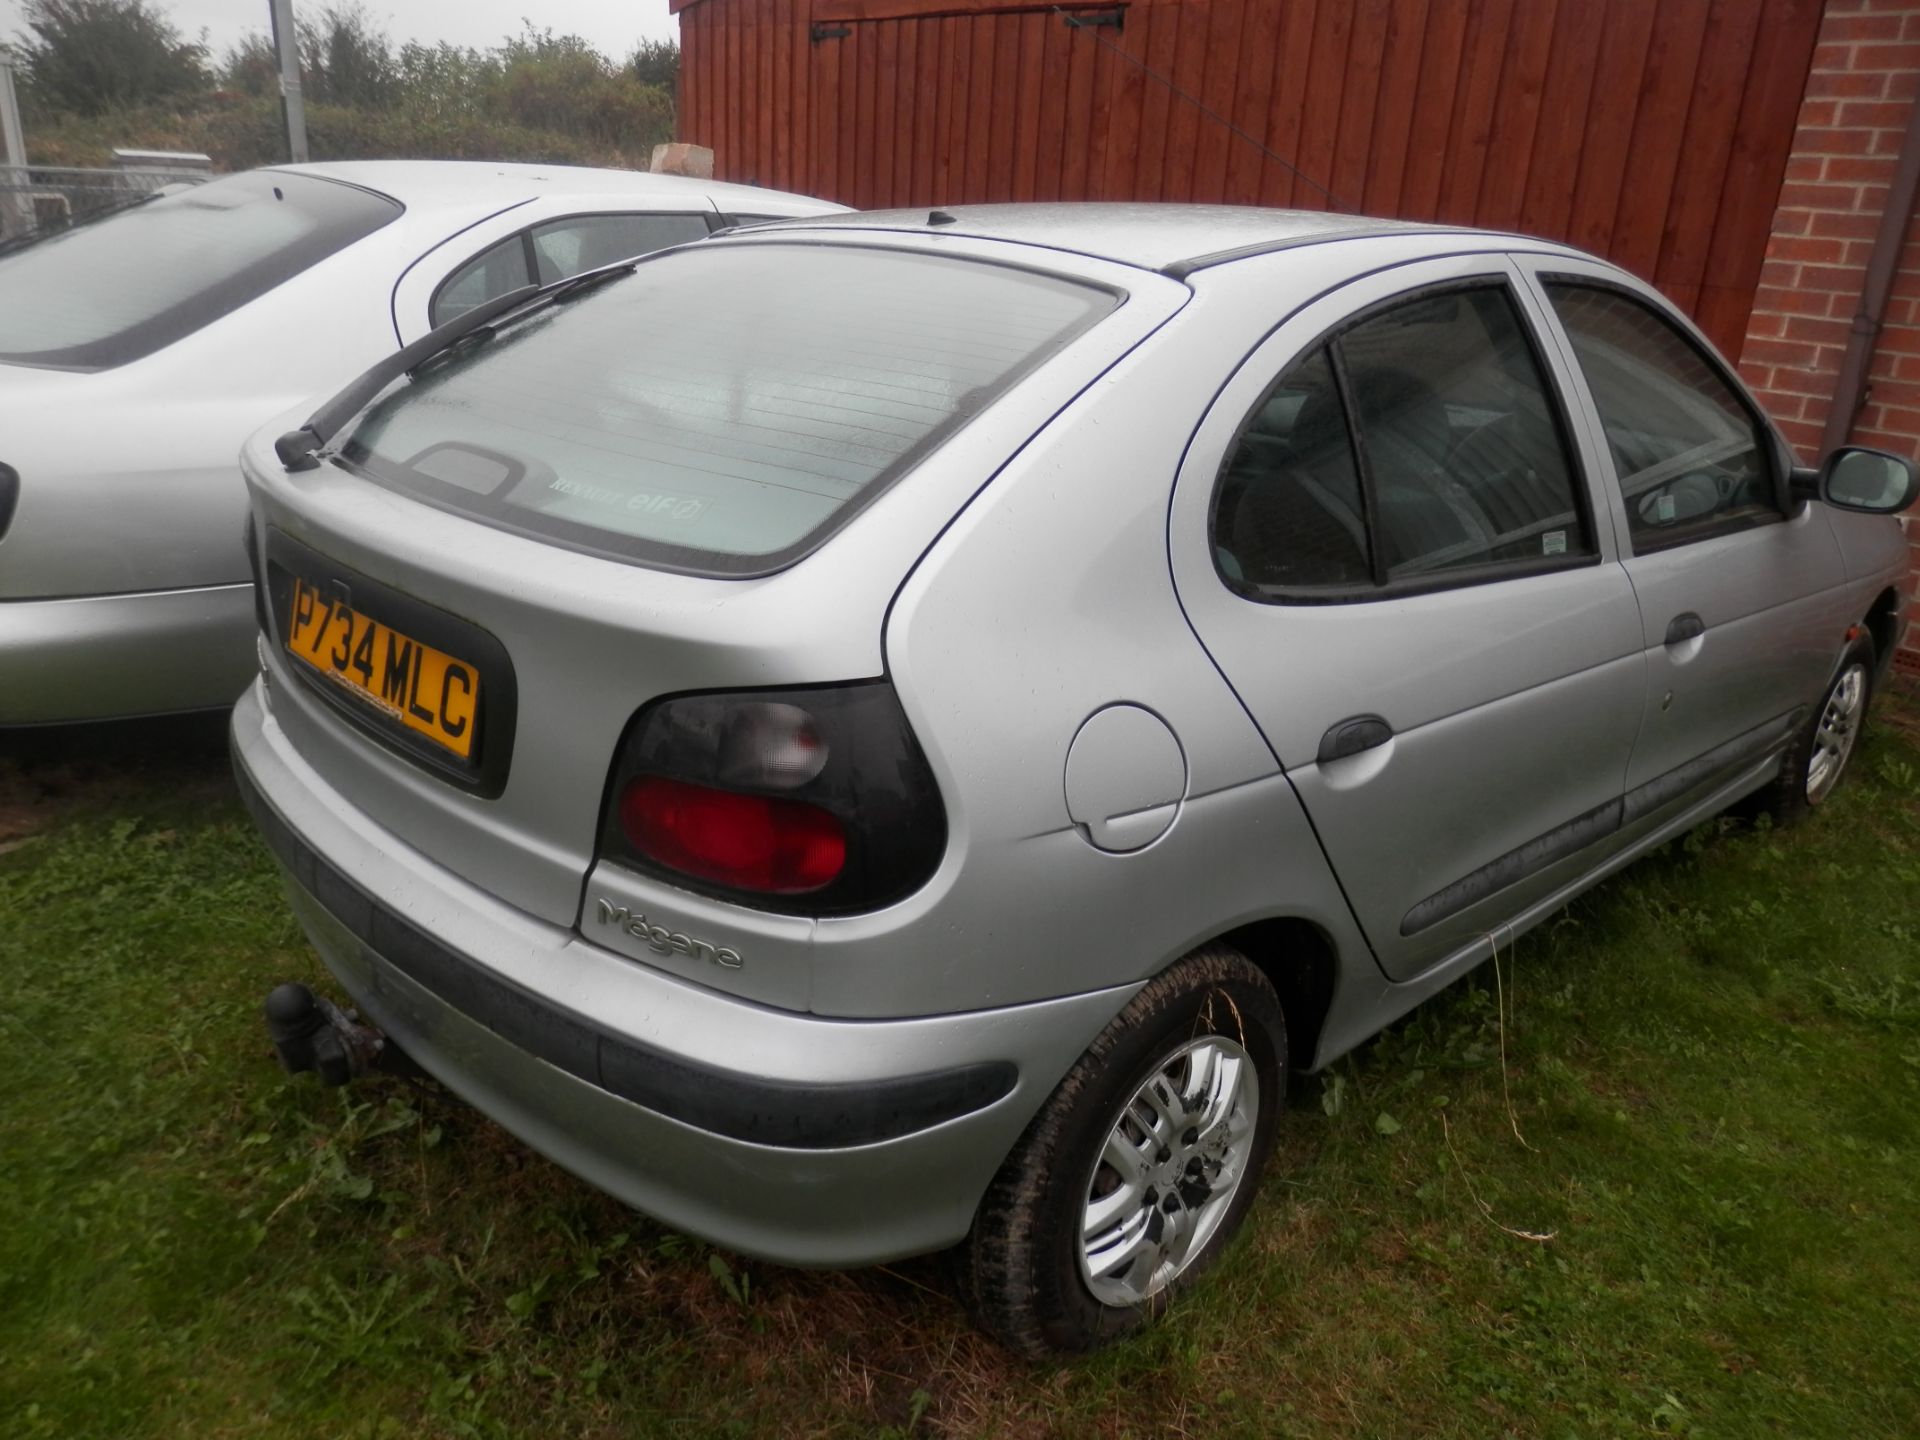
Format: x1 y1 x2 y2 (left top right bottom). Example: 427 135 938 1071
285 577 480 760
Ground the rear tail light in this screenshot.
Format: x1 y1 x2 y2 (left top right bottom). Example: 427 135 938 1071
620 777 846 894
599 682 946 915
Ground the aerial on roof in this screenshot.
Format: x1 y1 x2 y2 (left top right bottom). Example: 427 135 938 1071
732 202 1481 274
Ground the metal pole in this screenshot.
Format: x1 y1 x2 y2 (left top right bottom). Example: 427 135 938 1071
1820 92 1920 457
268 0 309 164
0 45 35 241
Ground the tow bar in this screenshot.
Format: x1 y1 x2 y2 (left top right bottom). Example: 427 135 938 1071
263 982 390 1086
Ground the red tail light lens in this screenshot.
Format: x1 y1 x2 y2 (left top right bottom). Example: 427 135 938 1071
619 775 847 894
600 682 945 915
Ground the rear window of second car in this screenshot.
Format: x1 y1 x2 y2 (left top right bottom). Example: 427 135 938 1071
0 170 401 370
337 243 1121 576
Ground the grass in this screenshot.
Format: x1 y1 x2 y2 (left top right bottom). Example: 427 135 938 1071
2 693 1918 1438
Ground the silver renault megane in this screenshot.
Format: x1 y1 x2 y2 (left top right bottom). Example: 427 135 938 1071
232 204 1915 1355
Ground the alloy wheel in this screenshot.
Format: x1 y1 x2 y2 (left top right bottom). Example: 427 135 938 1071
1806 662 1868 805
1077 1034 1260 1307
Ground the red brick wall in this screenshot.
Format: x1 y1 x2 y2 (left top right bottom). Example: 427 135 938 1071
1738 0 1920 673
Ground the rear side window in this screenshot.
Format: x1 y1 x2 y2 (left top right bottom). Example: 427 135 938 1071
1213 346 1371 590
1544 283 1776 548
529 213 709 282
1344 289 1590 578
432 236 531 325
343 244 1118 576
430 213 713 327
0 170 400 371
1214 283 1593 599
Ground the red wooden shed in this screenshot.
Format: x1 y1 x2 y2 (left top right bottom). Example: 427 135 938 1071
670 0 1826 356
671 0 1920 667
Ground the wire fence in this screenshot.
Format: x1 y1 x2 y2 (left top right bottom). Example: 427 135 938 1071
0 164 212 250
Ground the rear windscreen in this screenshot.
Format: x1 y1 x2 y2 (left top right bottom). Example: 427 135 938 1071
338 243 1120 575
0 170 401 371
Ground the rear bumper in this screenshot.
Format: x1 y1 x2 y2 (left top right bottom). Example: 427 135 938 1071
0 582 256 724
230 682 1136 1266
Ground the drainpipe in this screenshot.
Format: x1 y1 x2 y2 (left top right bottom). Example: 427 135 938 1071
1819 91 1920 457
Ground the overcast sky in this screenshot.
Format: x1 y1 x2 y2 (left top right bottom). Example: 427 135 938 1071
0 0 676 61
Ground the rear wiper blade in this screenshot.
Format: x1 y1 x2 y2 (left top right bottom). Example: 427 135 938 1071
410 261 639 383
275 260 639 472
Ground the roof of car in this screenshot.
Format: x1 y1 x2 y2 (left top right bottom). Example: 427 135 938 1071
271 160 840 215
735 202 1509 275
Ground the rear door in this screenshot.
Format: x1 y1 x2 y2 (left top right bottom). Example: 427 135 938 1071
1516 258 1851 823
1171 253 1646 982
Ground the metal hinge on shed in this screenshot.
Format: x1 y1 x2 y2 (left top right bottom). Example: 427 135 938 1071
811 5 1119 41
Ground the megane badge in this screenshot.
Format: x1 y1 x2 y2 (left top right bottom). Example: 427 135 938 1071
595 898 744 969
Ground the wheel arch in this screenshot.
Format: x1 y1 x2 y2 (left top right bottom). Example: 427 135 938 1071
1865 585 1902 684
1204 915 1340 1073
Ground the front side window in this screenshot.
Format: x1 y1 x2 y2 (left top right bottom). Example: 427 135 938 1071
0 170 400 370
1213 282 1592 598
347 243 1119 575
1545 283 1776 547
430 213 713 327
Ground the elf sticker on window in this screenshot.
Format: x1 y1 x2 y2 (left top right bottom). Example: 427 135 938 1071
539 476 709 524
1543 530 1567 556
624 491 709 523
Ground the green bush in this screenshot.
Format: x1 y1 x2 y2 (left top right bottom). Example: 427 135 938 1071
11 0 208 117
17 11 676 172
476 28 673 154
20 94 657 171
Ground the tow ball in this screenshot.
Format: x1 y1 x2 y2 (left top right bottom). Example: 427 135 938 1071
263 982 389 1086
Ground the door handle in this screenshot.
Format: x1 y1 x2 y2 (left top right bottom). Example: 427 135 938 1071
1664 612 1705 646
1317 714 1393 764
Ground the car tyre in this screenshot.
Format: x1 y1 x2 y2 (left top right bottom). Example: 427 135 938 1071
962 945 1286 1357
1749 633 1877 825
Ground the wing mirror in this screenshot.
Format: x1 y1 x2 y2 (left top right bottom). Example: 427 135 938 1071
1792 445 1919 515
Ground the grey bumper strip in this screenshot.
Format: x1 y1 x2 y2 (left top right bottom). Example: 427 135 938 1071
234 757 1017 1149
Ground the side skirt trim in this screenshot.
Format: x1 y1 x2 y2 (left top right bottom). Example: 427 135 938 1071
1400 708 1802 936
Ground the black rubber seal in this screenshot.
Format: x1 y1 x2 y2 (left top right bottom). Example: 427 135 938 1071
233 755 1017 1149
0 463 18 542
